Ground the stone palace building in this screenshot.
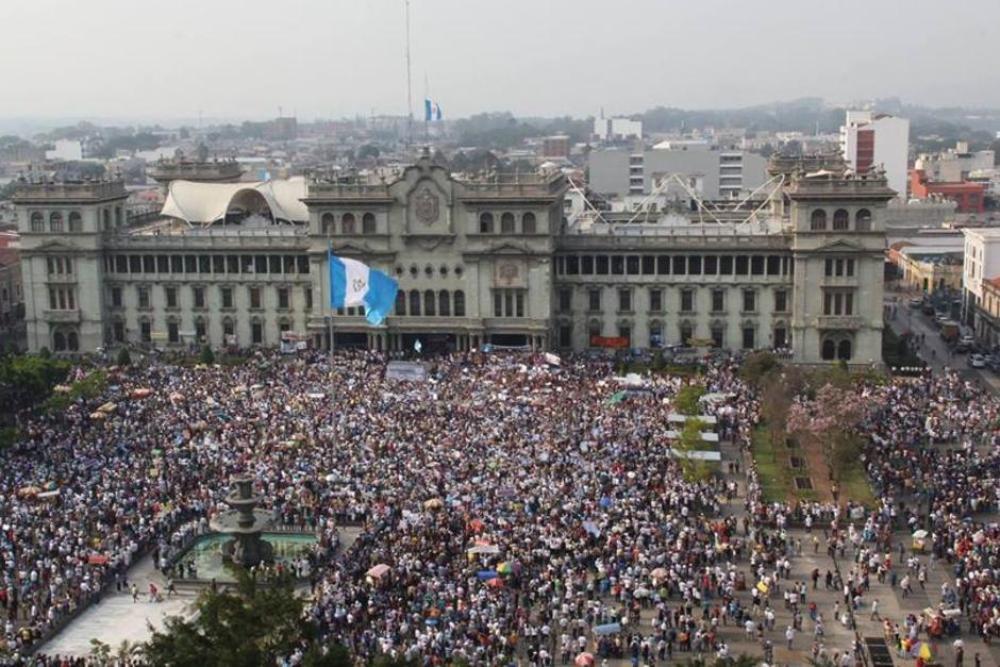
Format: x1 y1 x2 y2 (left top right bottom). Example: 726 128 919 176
11 153 893 364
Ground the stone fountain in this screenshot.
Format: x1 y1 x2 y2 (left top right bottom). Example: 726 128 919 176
210 475 274 568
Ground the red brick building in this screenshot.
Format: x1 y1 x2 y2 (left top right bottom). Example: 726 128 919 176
910 168 985 213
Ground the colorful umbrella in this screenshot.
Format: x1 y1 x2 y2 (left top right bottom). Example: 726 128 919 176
575 652 595 667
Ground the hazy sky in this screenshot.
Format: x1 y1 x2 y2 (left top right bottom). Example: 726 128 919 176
2 0 999 122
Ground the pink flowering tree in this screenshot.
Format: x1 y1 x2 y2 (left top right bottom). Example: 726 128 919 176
786 383 868 481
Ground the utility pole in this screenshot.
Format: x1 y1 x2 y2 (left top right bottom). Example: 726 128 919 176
405 0 413 144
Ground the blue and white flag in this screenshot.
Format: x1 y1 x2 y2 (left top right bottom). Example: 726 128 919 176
424 99 442 122
328 252 399 326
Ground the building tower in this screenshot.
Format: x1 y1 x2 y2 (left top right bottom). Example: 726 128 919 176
786 166 894 365
12 177 128 354
147 145 243 195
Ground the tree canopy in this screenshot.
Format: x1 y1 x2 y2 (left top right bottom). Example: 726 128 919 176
143 574 347 667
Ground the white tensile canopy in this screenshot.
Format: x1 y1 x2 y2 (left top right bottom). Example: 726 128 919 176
161 177 309 225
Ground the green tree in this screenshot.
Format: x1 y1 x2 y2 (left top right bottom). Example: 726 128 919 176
675 418 709 482
117 347 132 366
199 344 215 365
739 351 781 387
674 384 706 415
143 574 345 667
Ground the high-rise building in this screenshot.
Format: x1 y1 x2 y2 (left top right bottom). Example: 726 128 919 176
840 110 909 199
588 144 768 200
593 117 642 142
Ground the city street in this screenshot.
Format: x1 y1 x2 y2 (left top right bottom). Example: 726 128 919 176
886 289 1000 393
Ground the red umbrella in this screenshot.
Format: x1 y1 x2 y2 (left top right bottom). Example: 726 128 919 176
88 554 108 565
575 653 595 667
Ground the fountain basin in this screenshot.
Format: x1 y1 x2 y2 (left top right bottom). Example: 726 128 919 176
173 532 317 583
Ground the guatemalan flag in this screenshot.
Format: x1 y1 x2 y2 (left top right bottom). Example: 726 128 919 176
424 99 442 122
328 251 399 326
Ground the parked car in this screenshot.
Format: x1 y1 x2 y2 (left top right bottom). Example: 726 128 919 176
922 304 936 315
955 334 976 353
909 297 924 309
970 353 987 369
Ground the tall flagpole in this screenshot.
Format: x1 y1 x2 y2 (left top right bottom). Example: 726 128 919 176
327 239 335 359
405 0 413 144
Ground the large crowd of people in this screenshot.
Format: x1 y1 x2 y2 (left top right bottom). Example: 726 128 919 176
3 348 1000 666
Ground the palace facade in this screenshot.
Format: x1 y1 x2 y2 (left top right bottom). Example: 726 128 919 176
12 154 893 364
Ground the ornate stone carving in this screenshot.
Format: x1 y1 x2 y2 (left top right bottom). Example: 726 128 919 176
413 188 440 225
494 260 526 288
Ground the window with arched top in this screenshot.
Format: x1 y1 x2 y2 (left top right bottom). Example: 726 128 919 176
321 213 335 234
342 213 356 234
423 290 436 316
522 212 537 234
102 209 111 230
453 290 465 317
837 339 852 361
438 290 450 316
479 212 494 234
49 211 64 233
649 320 663 348
68 211 82 232
710 321 725 348
588 320 602 344
30 212 44 232
500 212 515 234
832 209 849 231
395 290 406 316
409 290 421 316
53 331 66 352
810 209 827 231
362 212 376 235
115 207 123 226
855 209 872 232
821 338 836 360
68 329 79 350
679 321 693 345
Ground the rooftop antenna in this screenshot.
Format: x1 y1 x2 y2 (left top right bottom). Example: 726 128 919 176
405 0 413 143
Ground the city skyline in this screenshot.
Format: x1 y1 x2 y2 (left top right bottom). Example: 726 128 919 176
2 0 999 122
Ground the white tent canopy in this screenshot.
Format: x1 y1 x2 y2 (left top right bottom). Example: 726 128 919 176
161 177 309 225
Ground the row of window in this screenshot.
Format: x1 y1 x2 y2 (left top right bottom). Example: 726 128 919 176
48 287 76 311
29 207 123 233
111 314 286 346
822 289 856 316
493 289 526 318
395 264 464 279
824 258 856 277
391 290 466 317
114 284 313 312
46 257 74 275
321 211 542 235
555 254 792 277
558 286 789 315
809 208 872 232
321 212 378 235
555 320 788 351
820 336 854 361
104 254 311 276
52 329 80 352
478 212 537 235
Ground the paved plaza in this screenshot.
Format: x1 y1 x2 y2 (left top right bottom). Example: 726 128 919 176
36 555 195 659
